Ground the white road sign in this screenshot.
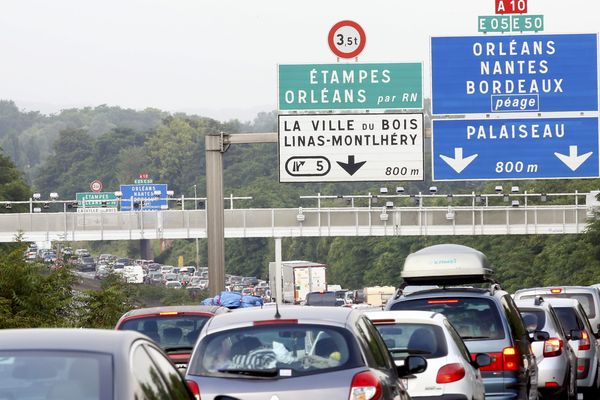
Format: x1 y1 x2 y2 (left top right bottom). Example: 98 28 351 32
278 113 423 182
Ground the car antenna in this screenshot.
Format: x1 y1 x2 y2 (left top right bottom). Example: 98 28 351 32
274 301 281 319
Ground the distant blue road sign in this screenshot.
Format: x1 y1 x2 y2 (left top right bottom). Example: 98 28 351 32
431 34 598 114
433 117 599 181
119 184 168 211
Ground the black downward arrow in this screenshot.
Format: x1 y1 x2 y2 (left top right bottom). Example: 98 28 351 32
337 155 366 176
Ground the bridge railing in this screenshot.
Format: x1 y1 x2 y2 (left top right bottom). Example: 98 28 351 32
0 203 592 242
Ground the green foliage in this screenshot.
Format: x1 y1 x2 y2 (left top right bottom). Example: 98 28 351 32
0 243 76 328
0 146 30 212
76 274 135 329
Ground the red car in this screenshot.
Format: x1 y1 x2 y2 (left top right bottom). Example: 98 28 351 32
115 305 229 371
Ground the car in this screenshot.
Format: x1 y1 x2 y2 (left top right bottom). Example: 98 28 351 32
533 297 600 399
74 248 90 257
76 255 96 272
161 265 175 275
185 305 426 400
366 310 488 400
43 251 57 264
386 244 539 400
145 270 164 284
515 286 600 341
515 297 578 400
116 305 229 372
24 251 37 262
166 280 183 289
117 257 133 266
305 290 347 306
180 266 196 276
0 328 195 399
61 247 73 258
94 264 112 279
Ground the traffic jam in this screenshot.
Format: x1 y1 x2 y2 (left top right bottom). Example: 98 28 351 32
3 243 600 400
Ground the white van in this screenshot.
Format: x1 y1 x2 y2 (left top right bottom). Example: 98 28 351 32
124 265 144 284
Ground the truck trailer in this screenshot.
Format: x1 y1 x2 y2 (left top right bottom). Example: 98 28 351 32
269 260 327 304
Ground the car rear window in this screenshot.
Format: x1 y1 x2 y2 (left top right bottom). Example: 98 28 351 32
188 324 362 378
519 309 546 332
553 307 584 333
519 293 596 318
305 292 344 306
390 297 505 340
119 315 210 348
0 350 112 400
373 323 448 361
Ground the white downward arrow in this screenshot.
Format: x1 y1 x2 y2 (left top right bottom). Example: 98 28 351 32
439 148 478 173
554 145 593 171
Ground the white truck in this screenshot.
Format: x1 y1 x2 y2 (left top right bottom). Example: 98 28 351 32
269 261 327 304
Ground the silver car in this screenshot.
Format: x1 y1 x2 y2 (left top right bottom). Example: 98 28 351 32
515 297 578 400
539 298 600 399
185 305 427 400
0 328 194 399
515 286 600 342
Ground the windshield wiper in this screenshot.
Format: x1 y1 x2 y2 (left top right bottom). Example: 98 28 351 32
461 335 491 340
217 368 279 377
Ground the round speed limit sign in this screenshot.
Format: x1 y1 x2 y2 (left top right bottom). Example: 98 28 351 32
328 20 366 59
90 180 103 192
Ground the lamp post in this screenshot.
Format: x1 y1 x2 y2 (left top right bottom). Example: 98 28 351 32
193 184 200 269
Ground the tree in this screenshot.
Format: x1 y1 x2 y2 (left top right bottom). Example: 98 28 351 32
34 129 95 195
0 243 76 328
146 117 205 194
77 274 135 329
0 147 30 204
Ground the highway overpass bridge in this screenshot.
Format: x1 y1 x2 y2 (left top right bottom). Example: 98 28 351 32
0 195 595 243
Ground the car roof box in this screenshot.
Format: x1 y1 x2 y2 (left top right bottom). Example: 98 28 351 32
401 244 495 285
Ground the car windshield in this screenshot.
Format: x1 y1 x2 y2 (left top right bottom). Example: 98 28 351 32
189 324 361 378
119 315 210 348
0 350 112 400
390 297 505 340
373 322 448 360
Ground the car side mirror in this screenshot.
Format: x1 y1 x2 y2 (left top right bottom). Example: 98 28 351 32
471 353 492 369
529 330 550 342
569 329 582 341
397 355 427 377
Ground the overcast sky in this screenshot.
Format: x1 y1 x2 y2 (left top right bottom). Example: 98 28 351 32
0 0 597 121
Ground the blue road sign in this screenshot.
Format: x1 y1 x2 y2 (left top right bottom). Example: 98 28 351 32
119 183 168 211
433 117 599 181
431 34 598 114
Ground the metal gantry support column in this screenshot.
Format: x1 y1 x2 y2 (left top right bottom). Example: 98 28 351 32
275 237 283 304
206 134 226 297
205 132 277 297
